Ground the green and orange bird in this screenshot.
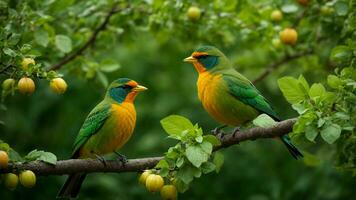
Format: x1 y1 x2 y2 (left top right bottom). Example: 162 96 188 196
184 46 303 159
57 78 147 198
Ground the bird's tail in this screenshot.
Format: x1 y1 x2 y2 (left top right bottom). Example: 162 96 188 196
280 135 303 159
57 173 87 199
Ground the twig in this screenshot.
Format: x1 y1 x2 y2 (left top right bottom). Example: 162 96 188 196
48 2 123 71
252 51 313 84
0 118 296 176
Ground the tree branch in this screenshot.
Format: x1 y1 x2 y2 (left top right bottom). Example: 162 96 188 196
48 2 123 71
0 118 296 176
252 51 313 84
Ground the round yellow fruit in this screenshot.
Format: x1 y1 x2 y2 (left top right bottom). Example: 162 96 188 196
280 28 298 45
139 170 152 185
271 10 283 22
21 58 35 70
4 173 18 190
19 170 36 188
18 77 35 95
145 174 164 192
272 38 282 49
187 6 201 21
2 78 16 91
0 150 9 169
50 78 68 94
160 185 177 200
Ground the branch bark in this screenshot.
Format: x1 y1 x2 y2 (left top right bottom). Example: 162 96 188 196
48 2 123 71
252 51 313 84
0 118 296 176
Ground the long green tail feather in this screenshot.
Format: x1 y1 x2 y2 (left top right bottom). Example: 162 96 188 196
280 135 303 159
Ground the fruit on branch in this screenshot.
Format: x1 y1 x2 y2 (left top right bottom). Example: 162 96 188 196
19 170 36 188
270 10 283 22
187 6 201 21
21 58 35 70
297 0 309 6
2 78 16 91
160 185 177 200
272 38 281 49
280 28 298 45
18 77 35 95
4 173 18 190
139 170 152 185
0 150 9 168
50 78 68 94
146 174 164 192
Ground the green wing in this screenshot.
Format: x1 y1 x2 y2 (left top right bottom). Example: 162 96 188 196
222 72 280 120
72 102 111 156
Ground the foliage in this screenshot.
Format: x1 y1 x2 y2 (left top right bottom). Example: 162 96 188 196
0 0 355 199
156 115 222 193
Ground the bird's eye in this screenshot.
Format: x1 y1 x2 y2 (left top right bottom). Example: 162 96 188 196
195 55 209 59
120 85 132 90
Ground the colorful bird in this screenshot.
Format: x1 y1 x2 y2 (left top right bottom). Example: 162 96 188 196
184 46 302 159
58 78 147 198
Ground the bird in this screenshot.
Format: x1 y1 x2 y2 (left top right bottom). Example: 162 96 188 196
183 46 303 159
57 78 147 198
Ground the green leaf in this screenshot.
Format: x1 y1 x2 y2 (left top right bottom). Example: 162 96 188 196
175 179 189 193
155 159 169 169
8 148 23 162
176 156 184 168
24 150 57 165
203 135 221 146
0 142 10 151
327 75 342 89
100 59 121 72
330 46 352 65
201 162 216 174
253 114 277 128
334 1 348 16
55 35 72 53
320 124 341 144
195 135 203 143
305 125 318 142
298 75 310 92
309 83 326 99
34 29 49 47
278 77 307 104
3 48 17 57
213 152 224 173
291 103 308 114
176 164 195 184
185 145 209 168
160 115 194 139
200 141 213 154
97 71 108 88
281 4 298 13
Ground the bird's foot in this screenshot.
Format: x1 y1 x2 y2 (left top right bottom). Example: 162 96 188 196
94 154 107 166
114 151 128 164
212 125 228 139
232 127 241 138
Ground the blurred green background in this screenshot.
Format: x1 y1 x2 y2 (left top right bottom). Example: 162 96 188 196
1 0 355 199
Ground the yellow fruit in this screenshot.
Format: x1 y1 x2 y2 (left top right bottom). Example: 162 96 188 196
0 150 9 169
145 174 164 192
4 173 18 190
280 28 298 45
19 170 36 188
50 78 68 94
270 10 283 22
18 77 35 95
139 170 152 185
187 6 201 21
21 58 35 70
272 38 281 49
160 185 177 200
297 0 309 6
2 78 16 91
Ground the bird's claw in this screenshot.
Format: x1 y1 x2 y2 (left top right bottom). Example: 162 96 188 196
114 151 128 164
94 154 107 166
232 127 241 138
212 125 228 139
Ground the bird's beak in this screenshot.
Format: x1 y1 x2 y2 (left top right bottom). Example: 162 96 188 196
183 56 197 63
133 85 148 92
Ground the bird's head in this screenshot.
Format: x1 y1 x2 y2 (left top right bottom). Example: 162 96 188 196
106 78 147 104
183 46 230 73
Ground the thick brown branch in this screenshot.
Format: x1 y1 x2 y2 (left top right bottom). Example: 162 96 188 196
48 2 122 71
252 51 312 84
0 118 296 176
